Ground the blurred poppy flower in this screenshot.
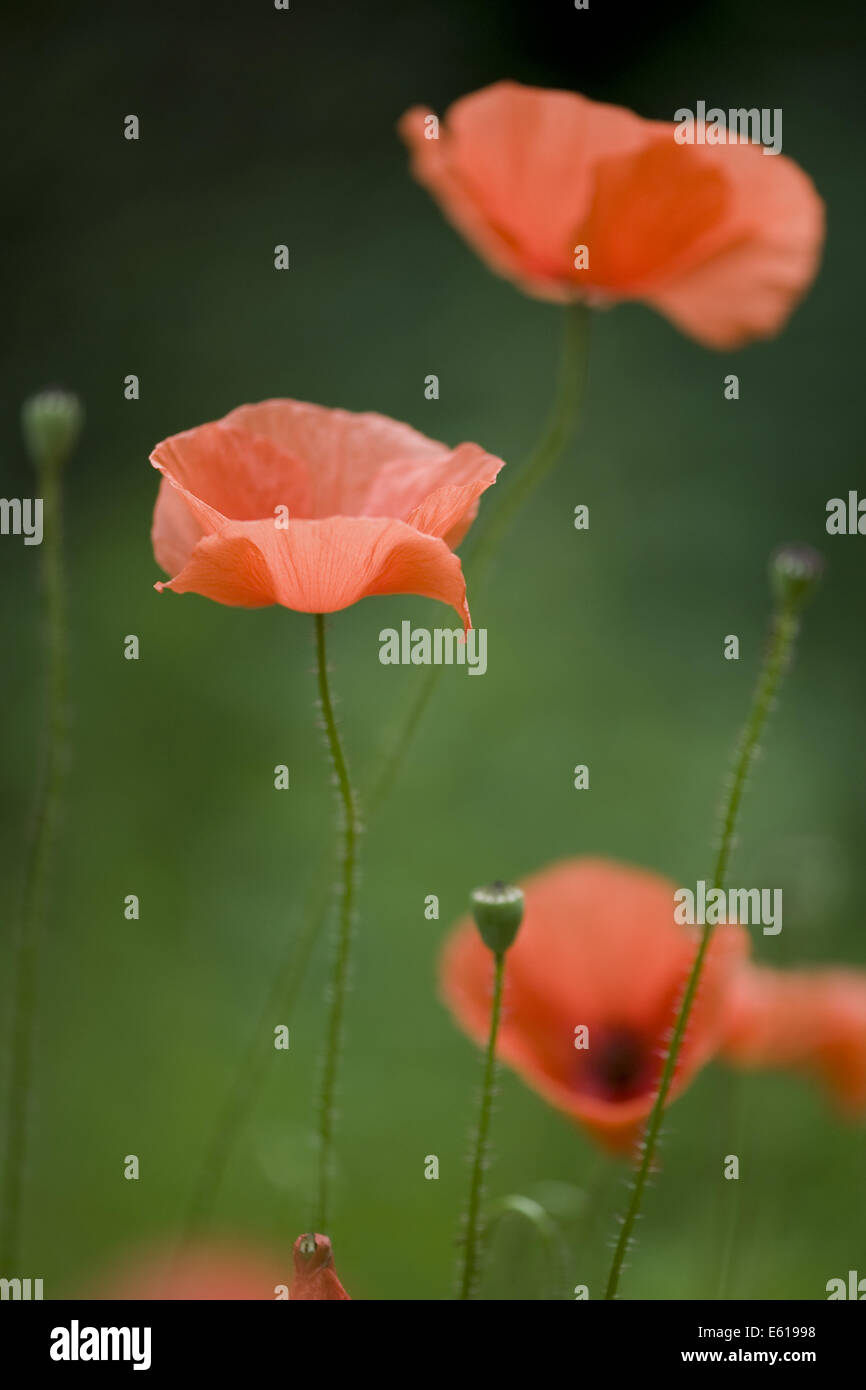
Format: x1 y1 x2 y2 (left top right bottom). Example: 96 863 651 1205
721 966 866 1112
400 81 824 348
441 858 749 1152
151 400 504 628
289 1232 351 1300
98 1241 289 1300
97 1234 351 1301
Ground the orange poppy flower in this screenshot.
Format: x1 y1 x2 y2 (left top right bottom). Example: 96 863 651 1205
151 400 504 628
721 966 866 1112
97 1235 351 1300
400 82 824 348
289 1232 351 1301
99 1241 291 1300
440 858 749 1152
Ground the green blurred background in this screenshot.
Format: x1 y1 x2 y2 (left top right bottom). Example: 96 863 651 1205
1 0 864 1299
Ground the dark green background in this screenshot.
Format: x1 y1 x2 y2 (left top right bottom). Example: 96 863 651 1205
1 0 864 1298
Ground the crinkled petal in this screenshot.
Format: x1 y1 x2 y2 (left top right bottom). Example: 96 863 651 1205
157 514 472 626
222 399 449 519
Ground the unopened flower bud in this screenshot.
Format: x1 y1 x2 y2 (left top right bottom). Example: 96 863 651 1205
471 880 525 955
769 543 824 611
289 1232 350 1300
21 388 83 470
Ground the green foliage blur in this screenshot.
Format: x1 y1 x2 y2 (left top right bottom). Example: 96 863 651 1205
1 0 864 1300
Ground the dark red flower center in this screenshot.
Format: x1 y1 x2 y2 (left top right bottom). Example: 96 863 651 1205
582 1026 654 1102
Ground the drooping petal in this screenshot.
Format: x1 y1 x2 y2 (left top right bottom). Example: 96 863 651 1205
643 139 825 347
721 966 866 1111
401 81 825 347
157 513 472 626
401 82 650 301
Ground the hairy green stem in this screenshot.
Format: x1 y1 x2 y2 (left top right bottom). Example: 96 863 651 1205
458 951 506 1299
369 301 590 815
465 300 590 595
311 613 360 1235
182 301 591 1230
604 602 802 1301
1 457 69 1270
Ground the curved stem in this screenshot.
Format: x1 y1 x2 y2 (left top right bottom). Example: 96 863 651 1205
484 1193 571 1300
458 950 506 1300
182 301 591 1231
1 458 69 1270
312 613 360 1235
604 603 802 1301
465 301 590 595
369 300 590 816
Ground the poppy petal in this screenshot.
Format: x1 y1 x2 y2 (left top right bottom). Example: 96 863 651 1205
157 514 472 626
401 81 824 347
441 858 749 1152
222 399 452 520
721 966 866 1111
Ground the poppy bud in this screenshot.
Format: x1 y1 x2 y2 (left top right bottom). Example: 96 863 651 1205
470 881 525 956
769 543 824 610
289 1232 351 1300
21 388 83 470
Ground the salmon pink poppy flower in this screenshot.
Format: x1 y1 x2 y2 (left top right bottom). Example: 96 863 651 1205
721 966 866 1113
400 82 824 348
289 1232 351 1301
98 1241 291 1300
440 858 749 1152
151 400 505 628
97 1235 351 1300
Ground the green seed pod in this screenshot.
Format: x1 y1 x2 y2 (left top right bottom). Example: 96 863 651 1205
21 389 83 470
470 881 525 956
769 543 824 611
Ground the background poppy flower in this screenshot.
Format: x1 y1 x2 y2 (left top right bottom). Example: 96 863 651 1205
440 858 749 1152
721 966 866 1112
97 1241 290 1300
96 1235 351 1300
400 81 824 348
151 400 504 628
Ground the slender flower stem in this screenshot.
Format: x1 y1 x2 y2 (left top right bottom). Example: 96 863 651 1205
312 613 361 1235
604 599 804 1301
458 951 506 1300
1 453 69 1270
465 300 590 595
369 300 591 816
181 301 591 1231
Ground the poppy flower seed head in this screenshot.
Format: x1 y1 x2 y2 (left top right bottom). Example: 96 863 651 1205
21 388 83 469
769 543 824 610
470 881 525 955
